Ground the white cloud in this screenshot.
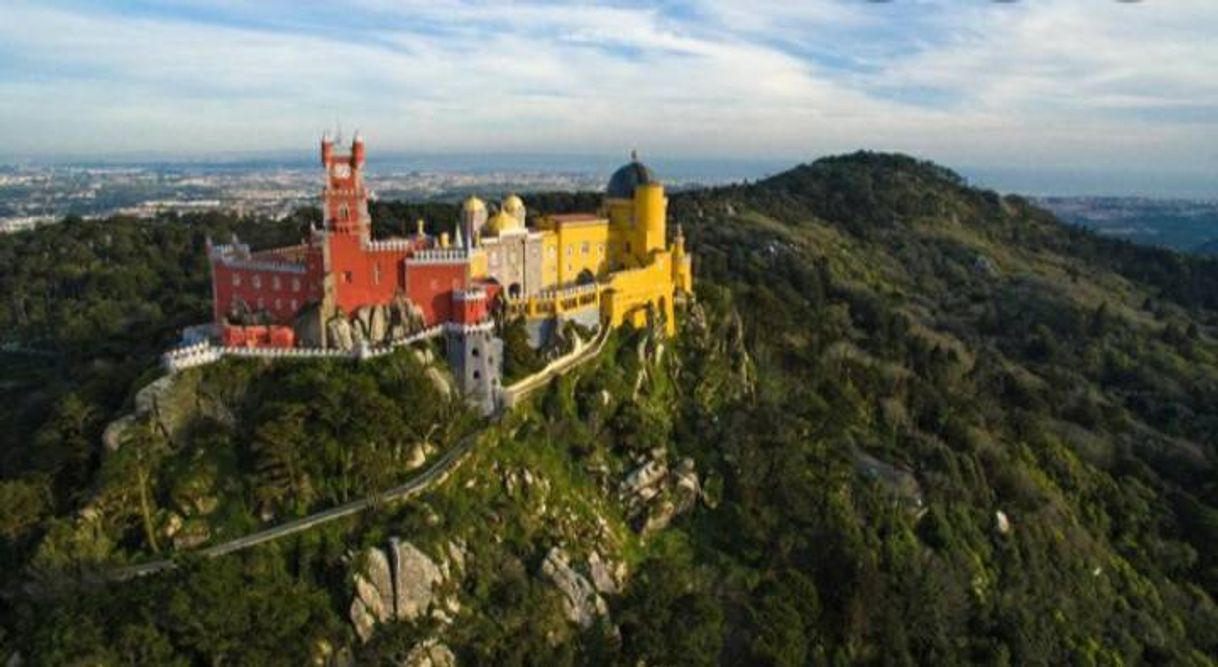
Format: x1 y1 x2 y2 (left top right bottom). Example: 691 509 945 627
0 0 1212 177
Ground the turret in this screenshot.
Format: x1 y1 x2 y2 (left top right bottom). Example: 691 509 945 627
461 196 488 249
351 130 365 168
320 131 334 166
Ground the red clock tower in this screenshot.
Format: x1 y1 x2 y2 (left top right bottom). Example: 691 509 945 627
321 131 370 238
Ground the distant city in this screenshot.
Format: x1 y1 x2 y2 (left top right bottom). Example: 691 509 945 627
2 156 1216 256
0 154 790 233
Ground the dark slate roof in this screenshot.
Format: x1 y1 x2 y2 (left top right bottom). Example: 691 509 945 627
606 158 658 199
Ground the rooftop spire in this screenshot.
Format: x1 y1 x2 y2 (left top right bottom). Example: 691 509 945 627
630 148 639 162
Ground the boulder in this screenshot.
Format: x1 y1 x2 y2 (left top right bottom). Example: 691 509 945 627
587 551 619 595
392 539 443 622
640 499 678 536
348 547 394 642
413 346 435 366
171 519 211 550
623 459 668 502
995 510 1012 536
672 457 701 514
401 639 456 667
358 547 395 621
348 598 377 644
425 367 453 397
405 442 433 470
327 316 355 351
354 306 375 341
541 547 608 629
445 540 466 575
369 304 388 344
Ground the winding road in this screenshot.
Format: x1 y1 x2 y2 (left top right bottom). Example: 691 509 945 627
109 326 610 581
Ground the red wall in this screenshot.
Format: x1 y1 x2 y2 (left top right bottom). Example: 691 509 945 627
222 324 295 348
328 234 416 315
211 261 318 325
405 261 468 326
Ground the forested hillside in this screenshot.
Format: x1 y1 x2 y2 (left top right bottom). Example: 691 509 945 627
1 153 1216 664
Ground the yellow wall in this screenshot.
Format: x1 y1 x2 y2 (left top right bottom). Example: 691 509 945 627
500 179 690 338
602 250 677 336
553 221 610 285
467 248 488 282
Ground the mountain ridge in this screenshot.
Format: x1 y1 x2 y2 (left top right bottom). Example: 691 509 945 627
1 151 1216 664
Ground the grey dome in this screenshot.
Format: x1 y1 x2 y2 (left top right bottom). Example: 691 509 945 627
607 156 658 199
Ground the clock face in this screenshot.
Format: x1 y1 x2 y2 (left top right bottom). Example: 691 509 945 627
331 163 351 179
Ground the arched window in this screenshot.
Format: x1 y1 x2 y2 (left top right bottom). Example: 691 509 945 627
339 205 350 222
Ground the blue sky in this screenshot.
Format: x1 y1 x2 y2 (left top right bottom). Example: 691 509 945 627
0 0 1215 192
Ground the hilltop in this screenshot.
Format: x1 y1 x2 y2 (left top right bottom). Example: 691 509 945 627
1 152 1217 664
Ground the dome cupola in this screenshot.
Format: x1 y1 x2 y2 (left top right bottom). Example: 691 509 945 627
607 150 658 199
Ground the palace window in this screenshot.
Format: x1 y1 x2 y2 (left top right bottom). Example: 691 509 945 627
256 297 265 309
290 299 298 311
275 298 282 310
373 263 382 285
339 205 350 221
490 252 499 267
252 275 262 289
232 273 242 287
344 271 353 284
292 278 301 292
272 276 281 291
566 245 573 257
581 242 590 255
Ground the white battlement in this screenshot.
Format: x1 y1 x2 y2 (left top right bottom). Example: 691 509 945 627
407 247 471 264
365 238 416 252
160 324 450 373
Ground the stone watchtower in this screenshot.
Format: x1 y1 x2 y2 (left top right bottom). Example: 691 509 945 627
445 324 503 416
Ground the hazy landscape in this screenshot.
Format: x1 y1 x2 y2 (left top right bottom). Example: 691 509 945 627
1 1 1216 665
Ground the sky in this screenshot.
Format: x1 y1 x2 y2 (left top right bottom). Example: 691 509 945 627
0 0 1215 195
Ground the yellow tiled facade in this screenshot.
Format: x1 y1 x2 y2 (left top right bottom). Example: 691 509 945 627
468 154 692 335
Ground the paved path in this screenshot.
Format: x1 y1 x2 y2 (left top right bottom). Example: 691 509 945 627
108 326 610 581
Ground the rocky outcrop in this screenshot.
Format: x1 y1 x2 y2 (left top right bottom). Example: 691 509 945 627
401 639 456 667
620 451 702 536
348 538 466 643
425 366 453 398
327 315 356 352
995 510 1012 536
349 547 395 642
391 538 443 622
587 550 625 595
390 294 427 340
540 547 608 629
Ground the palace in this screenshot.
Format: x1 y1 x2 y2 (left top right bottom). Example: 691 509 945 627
206 133 692 411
